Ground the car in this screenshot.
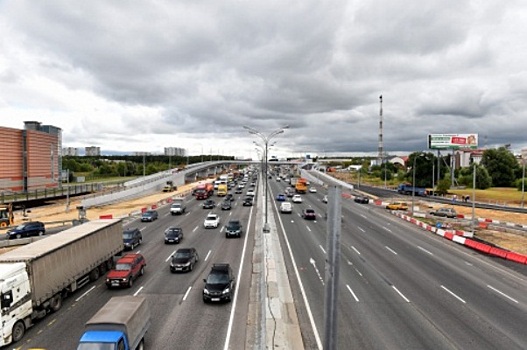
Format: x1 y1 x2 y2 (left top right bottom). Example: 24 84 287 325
225 193 234 202
225 220 243 238
106 253 146 288
141 210 158 222
170 248 199 272
354 196 369 204
122 227 142 250
242 197 253 206
280 202 292 213
203 263 236 303
164 227 184 244
221 201 232 210
170 201 187 215
235 188 243 194
302 208 317 220
322 195 328 203
246 189 256 197
276 177 281 182
430 208 457 218
292 195 303 203
386 202 409 210
309 187 317 193
276 194 286 201
202 199 216 209
204 213 220 228
250 182 256 187
6 221 46 239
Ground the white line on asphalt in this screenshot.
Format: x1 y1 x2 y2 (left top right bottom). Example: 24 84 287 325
182 286 192 301
351 245 361 255
417 246 433 255
193 226 198 232
204 250 212 261
464 261 473 266
392 286 410 302
310 258 325 286
133 286 144 296
487 285 519 303
441 285 466 304
358 227 365 233
75 286 96 302
354 268 363 277
346 285 360 302
319 245 326 254
220 225 225 232
385 246 398 255
136 250 141 254
306 225 312 232
360 214 367 219
165 251 176 262
383 226 392 233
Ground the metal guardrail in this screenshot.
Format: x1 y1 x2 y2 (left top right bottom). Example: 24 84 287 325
0 184 101 204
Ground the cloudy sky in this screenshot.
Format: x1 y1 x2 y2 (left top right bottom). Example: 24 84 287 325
1 0 526 159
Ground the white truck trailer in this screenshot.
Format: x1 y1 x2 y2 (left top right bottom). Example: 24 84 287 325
77 295 150 350
0 219 123 346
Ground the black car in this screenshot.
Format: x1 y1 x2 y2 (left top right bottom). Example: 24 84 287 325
123 228 142 250
7 221 46 239
221 201 232 210
302 208 317 220
203 263 236 303
141 210 158 222
225 220 242 238
202 199 216 209
170 248 199 272
354 196 369 204
234 188 243 194
242 196 253 206
225 194 235 202
164 227 184 244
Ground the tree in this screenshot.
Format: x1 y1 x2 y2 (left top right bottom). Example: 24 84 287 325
481 147 520 187
436 178 451 196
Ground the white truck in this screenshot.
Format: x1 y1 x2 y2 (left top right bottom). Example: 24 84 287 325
77 295 150 350
170 198 187 215
0 219 123 346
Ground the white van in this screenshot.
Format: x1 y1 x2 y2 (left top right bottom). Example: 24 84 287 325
280 202 292 213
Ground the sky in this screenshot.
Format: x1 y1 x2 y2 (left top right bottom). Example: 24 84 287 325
1 0 526 159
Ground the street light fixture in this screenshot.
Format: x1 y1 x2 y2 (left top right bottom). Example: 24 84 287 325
243 125 289 232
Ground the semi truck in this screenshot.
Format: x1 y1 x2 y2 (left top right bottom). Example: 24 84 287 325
397 183 427 196
194 183 214 199
77 295 150 350
0 219 123 346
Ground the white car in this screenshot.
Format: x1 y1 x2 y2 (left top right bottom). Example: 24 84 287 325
280 202 292 213
204 214 220 228
292 195 302 203
246 189 255 197
309 187 317 193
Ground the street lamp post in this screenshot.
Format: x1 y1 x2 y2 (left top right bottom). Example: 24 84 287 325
411 153 425 216
521 148 527 208
244 125 289 232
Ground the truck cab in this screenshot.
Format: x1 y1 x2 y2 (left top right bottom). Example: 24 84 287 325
77 330 131 350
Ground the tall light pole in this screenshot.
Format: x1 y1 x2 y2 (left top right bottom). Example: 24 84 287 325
244 125 289 232
471 162 476 232
411 153 425 216
521 148 527 208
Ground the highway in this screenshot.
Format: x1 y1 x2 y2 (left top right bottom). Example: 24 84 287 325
268 178 527 349
12 172 527 350
18 182 258 349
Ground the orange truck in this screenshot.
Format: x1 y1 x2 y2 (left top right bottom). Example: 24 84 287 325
295 178 308 194
194 183 214 199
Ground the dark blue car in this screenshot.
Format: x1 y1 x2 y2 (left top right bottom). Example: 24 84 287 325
7 221 46 239
276 194 286 201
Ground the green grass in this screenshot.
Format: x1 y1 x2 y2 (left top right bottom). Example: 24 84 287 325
450 188 525 205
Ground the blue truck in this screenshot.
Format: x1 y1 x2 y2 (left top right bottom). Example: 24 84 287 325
77 296 150 350
397 183 427 196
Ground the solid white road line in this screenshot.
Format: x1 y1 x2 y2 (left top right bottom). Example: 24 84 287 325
385 246 398 255
346 284 360 302
487 285 519 303
75 286 96 302
441 285 466 304
392 286 410 303
417 246 433 255
133 286 144 296
182 286 192 301
204 250 212 261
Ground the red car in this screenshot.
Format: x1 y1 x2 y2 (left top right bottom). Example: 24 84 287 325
106 253 146 288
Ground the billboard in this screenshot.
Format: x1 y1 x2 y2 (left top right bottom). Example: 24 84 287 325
428 134 478 150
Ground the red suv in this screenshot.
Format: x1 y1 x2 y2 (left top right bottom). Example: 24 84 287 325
106 253 146 288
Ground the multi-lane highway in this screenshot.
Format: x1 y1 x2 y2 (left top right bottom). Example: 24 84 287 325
18 182 258 349
267 177 527 349
12 172 527 350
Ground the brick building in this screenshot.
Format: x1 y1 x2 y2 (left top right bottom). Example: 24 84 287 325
0 121 62 193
